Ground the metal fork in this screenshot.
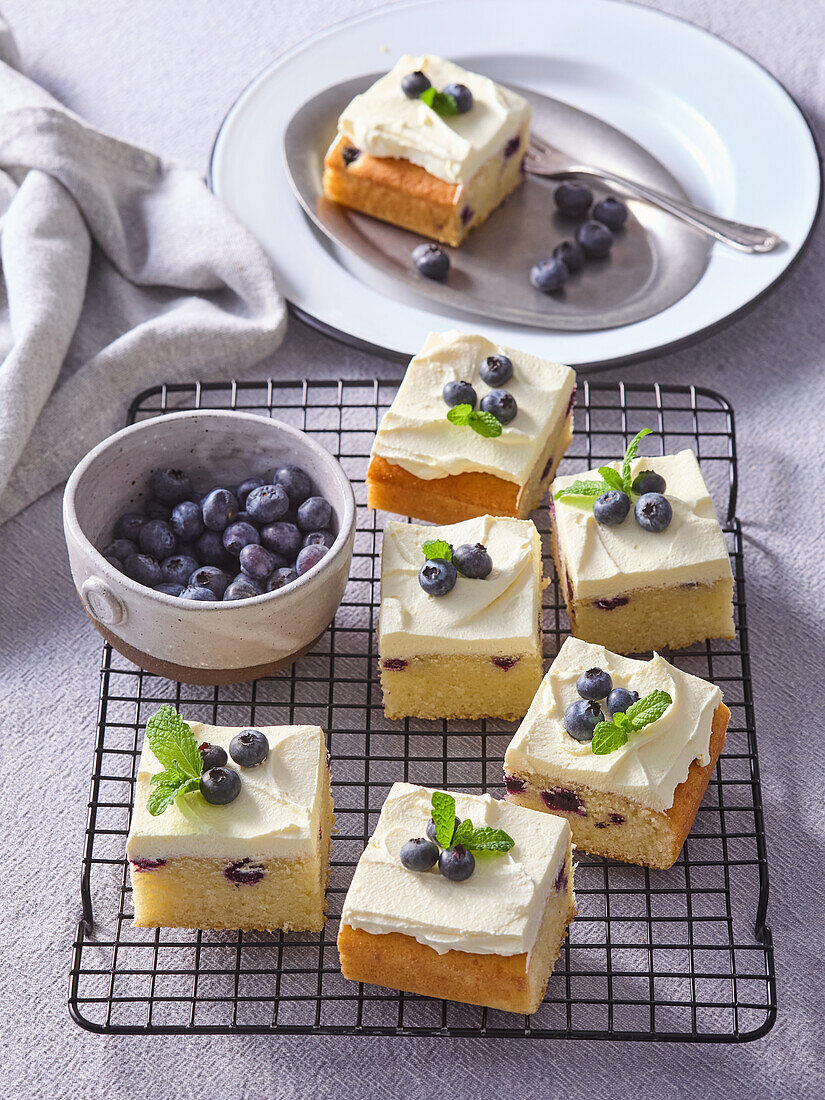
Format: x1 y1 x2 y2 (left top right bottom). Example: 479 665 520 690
525 133 781 253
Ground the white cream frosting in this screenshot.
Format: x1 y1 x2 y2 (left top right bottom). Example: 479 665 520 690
336 54 530 186
504 637 722 812
552 450 732 599
378 514 542 658
340 783 569 957
371 330 575 487
126 723 329 861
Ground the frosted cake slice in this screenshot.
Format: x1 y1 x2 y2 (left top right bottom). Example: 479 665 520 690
337 783 575 1015
504 637 730 869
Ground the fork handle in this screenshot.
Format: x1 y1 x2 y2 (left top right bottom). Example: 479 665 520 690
559 165 781 253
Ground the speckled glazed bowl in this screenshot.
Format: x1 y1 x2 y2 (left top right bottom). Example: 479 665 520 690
63 410 356 684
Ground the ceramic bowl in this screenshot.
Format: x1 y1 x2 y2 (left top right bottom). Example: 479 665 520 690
63 410 356 684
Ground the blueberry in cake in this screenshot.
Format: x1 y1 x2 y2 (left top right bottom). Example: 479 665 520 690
378 514 544 720
503 637 730 869
367 330 576 525
337 783 575 1014
126 706 334 930
323 55 531 247
550 429 734 652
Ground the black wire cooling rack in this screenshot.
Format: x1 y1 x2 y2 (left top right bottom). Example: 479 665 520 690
69 378 776 1040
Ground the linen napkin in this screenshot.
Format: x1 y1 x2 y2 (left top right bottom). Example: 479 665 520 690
0 17 287 525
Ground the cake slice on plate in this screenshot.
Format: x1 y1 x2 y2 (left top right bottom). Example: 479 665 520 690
337 783 575 1015
503 637 730 869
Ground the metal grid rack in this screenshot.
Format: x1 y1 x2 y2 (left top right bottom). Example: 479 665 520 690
69 378 776 1040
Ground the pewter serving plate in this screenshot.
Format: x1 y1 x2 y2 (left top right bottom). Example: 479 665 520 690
283 76 711 332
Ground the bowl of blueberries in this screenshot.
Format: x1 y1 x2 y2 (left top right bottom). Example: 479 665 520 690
63 410 356 683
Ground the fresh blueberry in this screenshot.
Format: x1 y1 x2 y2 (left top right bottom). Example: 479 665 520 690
138 519 176 559
223 575 264 601
438 845 475 881
303 530 335 549
426 816 460 846
297 496 332 532
239 543 277 581
149 468 193 505
296 543 329 575
593 196 628 230
236 477 266 507
553 239 586 273
554 182 593 218
222 521 260 557
400 838 439 871
246 483 290 525
261 521 303 559
577 666 613 700
442 81 473 113
200 766 241 805
188 565 231 598
635 492 672 532
443 380 477 408
195 529 231 567
160 553 199 587
199 742 228 770
169 500 204 542
576 220 614 258
267 567 299 591
201 488 239 532
113 512 146 542
479 354 513 387
102 538 137 563
564 699 603 741
153 583 184 597
530 257 569 293
480 389 518 424
274 465 313 507
593 489 630 526
453 542 492 579
418 558 457 596
229 728 269 767
401 69 430 98
631 469 666 496
145 500 171 520
341 145 360 166
412 242 450 281
123 553 162 587
179 585 216 601
607 687 640 718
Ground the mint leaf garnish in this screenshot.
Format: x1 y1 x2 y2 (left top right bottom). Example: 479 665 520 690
625 689 672 730
453 818 474 847
591 722 629 755
598 466 626 493
590 689 672 755
465 826 515 853
446 403 473 427
422 539 453 562
446 405 503 439
554 479 608 500
147 770 201 816
612 710 633 732
556 427 656 508
146 705 203 779
621 428 651 488
431 791 457 849
419 86 459 116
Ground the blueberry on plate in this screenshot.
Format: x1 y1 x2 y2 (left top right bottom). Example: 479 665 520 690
267 566 299 592
160 553 200 587
564 698 603 741
195 529 231 567
200 766 241 805
426 816 460 846
199 742 228 770
631 469 666 496
607 687 640 718
188 565 231 598
274 464 314 507
443 380 477 408
412 242 450 281
593 489 630 526
201 488 239 532
153 582 184 597
576 220 614 258
179 585 216 602
222 521 260 557
102 538 137 564
223 575 264 601
296 543 329 576
113 512 147 542
400 838 439 871
123 553 162 587
635 492 673 532
169 500 204 542
479 354 513 387
554 182 593 218
297 496 332 532
239 543 277 581
246 483 290 525
530 257 569 294
401 70 430 98
453 542 492 579
149 468 193 506
577 666 613 700
552 239 586 273
438 845 475 881
229 728 269 767
593 196 628 230
442 81 473 113
480 389 518 424
303 530 335 550
418 558 457 596
260 521 303 559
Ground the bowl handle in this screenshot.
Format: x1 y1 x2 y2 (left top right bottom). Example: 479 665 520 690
80 576 127 626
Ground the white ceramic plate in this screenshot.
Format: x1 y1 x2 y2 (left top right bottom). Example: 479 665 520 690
210 0 821 368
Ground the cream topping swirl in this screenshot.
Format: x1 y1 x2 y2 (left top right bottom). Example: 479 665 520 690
336 54 530 186
505 637 722 812
371 330 575 486
126 723 328 861
378 515 542 658
340 783 569 957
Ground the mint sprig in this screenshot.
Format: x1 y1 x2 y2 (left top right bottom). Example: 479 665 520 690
419 86 459 116
422 539 453 562
144 705 203 816
554 428 653 503
446 403 503 439
591 688 672 755
431 790 458 848
428 791 515 853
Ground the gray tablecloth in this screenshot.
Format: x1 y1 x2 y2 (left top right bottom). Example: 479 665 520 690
1 1 823 1096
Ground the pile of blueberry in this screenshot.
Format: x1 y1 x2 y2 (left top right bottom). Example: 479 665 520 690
419 540 492 597
101 464 336 602
564 667 638 743
199 729 269 805
442 353 518 427
530 184 629 294
596 468 671 533
400 813 476 882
